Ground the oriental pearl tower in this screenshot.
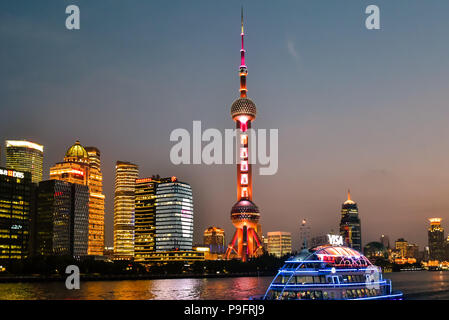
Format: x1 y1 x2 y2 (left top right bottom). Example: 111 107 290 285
225 8 263 262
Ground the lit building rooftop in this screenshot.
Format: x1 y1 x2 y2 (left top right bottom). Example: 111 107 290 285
6 140 43 152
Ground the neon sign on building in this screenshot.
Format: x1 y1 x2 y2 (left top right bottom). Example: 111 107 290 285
0 169 24 179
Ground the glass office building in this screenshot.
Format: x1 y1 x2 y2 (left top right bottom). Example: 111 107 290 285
0 168 33 261
5 140 44 184
72 183 90 257
155 177 193 251
35 180 89 258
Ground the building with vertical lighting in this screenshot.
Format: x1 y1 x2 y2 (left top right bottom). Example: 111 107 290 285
203 226 226 254
339 190 362 252
428 218 445 261
155 177 193 251
0 168 33 262
85 147 105 256
134 177 158 263
34 180 89 258
5 140 44 183
267 231 292 258
225 8 263 262
113 161 138 259
50 141 105 256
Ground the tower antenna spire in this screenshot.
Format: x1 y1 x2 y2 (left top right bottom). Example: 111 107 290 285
239 6 247 97
241 6 244 34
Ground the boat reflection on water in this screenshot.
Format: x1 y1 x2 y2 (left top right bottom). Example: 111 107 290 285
253 245 403 300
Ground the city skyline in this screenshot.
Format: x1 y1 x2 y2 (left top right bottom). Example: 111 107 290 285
3 1 449 250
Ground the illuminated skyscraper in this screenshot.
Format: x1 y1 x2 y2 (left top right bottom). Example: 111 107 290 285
155 177 193 251
113 161 138 259
203 226 226 254
0 168 33 261
428 218 445 261
267 231 292 258
50 141 105 256
85 147 105 256
225 8 263 262
134 177 158 262
5 140 43 183
339 190 362 252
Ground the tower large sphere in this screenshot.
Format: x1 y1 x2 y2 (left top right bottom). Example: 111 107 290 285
231 97 257 121
230 199 260 227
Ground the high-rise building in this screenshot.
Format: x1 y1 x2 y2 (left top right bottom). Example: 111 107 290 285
203 227 226 254
50 141 105 256
299 219 311 249
226 9 263 262
85 147 105 256
35 180 71 257
0 168 33 262
380 234 390 249
395 238 408 258
155 177 193 251
267 231 292 258
5 140 43 183
407 243 419 260
339 190 362 252
113 161 138 259
428 218 445 261
134 177 158 263
35 180 89 258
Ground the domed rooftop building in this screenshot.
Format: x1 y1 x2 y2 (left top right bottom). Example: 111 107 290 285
64 140 89 163
261 244 402 300
363 241 389 261
50 140 90 186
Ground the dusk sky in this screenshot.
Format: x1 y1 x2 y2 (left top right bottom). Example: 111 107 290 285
2 0 449 250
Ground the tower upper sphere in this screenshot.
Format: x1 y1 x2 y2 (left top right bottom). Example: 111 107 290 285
231 97 257 121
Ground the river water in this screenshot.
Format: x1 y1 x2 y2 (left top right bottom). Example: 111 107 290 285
0 271 447 300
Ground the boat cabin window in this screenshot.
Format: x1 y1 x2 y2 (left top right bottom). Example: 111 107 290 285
273 275 289 284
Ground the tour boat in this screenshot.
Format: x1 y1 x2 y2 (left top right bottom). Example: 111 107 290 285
260 245 403 300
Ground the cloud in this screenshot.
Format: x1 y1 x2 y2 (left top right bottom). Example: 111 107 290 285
286 39 301 69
